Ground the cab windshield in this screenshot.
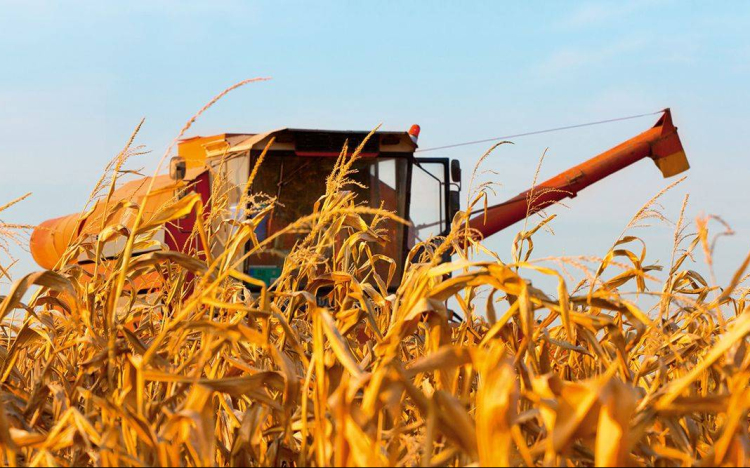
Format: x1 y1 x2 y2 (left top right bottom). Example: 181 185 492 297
246 154 409 286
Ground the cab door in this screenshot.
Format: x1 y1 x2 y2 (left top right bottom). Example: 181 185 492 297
409 158 450 247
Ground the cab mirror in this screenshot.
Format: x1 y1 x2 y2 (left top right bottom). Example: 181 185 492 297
450 159 461 183
449 190 461 222
170 156 187 181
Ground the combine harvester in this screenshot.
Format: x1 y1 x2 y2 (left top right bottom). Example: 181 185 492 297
30 109 689 289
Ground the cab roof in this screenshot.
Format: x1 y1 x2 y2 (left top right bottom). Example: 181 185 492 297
180 128 418 160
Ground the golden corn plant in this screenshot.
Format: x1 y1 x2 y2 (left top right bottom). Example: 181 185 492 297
0 193 35 283
0 81 749 467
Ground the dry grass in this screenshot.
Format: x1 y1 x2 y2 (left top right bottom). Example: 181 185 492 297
0 83 749 467
0 193 34 283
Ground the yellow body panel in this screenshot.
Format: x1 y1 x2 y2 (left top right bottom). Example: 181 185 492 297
177 134 228 169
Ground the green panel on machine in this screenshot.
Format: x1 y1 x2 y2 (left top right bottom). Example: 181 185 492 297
248 266 283 285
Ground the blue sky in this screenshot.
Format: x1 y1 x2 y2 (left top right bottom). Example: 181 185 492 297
1 1 749 290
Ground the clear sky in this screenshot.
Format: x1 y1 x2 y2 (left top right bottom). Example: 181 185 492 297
1 1 749 291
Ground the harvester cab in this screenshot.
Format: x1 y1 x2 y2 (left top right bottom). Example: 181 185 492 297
173 126 459 287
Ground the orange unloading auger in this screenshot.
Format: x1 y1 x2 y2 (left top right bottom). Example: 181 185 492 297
467 109 689 238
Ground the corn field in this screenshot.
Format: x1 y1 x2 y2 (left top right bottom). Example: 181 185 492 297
0 83 749 467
